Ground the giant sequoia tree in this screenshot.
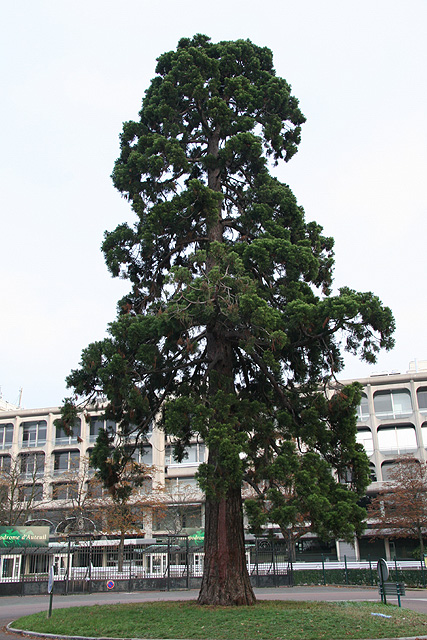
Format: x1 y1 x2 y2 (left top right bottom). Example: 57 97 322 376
62 35 394 605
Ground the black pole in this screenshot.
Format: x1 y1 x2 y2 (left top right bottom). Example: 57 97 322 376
167 537 170 591
368 554 373 586
186 536 189 589
255 538 259 588
321 553 326 586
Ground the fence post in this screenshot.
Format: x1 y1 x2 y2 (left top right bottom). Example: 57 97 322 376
394 555 398 583
65 538 71 595
186 536 189 589
167 537 171 591
20 548 26 597
255 538 259 588
88 537 92 593
321 553 326 586
368 554 373 586
272 539 277 587
344 555 348 585
421 556 426 588
128 544 133 593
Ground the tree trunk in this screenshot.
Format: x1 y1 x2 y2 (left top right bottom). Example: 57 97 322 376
418 527 425 558
199 331 255 605
198 483 255 606
118 530 125 572
197 129 255 605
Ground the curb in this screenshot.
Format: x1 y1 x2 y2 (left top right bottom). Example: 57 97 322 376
7 624 427 640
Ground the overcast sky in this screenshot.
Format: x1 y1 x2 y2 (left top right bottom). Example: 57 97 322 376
1 1 426 409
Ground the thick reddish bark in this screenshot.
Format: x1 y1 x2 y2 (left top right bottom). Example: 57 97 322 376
197 129 255 606
197 483 256 606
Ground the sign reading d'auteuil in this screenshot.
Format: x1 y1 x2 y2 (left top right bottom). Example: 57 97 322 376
0 526 49 547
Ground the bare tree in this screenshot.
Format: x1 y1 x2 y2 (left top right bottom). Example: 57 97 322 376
368 456 427 556
98 461 165 571
52 456 103 535
159 479 204 535
0 454 49 525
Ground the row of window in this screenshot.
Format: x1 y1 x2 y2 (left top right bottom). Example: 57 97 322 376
0 417 117 450
0 417 159 450
13 480 103 503
370 460 412 483
0 442 178 477
164 443 206 465
0 447 152 476
0 451 81 476
356 422 427 456
11 477 200 505
357 388 427 422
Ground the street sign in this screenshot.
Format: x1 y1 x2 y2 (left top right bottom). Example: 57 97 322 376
48 566 54 594
107 580 115 590
47 566 55 618
377 558 389 583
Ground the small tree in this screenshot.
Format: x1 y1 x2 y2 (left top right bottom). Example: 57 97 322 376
61 35 394 605
161 479 204 535
368 456 427 557
0 454 49 526
245 386 369 558
90 430 164 570
53 456 103 535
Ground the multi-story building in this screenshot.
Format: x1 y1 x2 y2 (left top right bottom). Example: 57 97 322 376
0 405 205 538
1 360 426 557
351 360 427 486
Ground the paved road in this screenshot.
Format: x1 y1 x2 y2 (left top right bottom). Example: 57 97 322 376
2 586 427 639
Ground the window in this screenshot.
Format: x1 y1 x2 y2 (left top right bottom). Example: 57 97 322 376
20 452 45 477
0 423 13 449
131 444 153 465
356 428 374 456
377 423 417 454
373 390 412 420
180 505 202 529
86 479 108 499
19 484 43 502
127 421 153 438
55 418 81 445
22 421 47 447
165 477 199 494
381 461 399 481
153 504 202 532
52 483 78 501
53 450 80 474
369 463 377 482
0 455 11 473
28 555 49 574
89 417 116 442
356 395 370 421
417 388 427 413
165 443 205 465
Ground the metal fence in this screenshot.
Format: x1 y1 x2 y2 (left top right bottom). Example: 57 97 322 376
0 536 427 595
7 537 427 595
0 535 292 594
290 556 427 589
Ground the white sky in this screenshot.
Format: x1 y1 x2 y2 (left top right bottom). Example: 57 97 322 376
1 0 426 409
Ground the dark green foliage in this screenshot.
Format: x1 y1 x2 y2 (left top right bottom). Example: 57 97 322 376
245 383 371 545
292 567 427 589
61 35 394 602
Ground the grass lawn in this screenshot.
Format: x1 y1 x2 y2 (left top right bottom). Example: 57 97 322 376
13 600 427 640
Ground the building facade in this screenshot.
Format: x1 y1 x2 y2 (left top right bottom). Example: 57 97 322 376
1 361 427 556
0 406 205 537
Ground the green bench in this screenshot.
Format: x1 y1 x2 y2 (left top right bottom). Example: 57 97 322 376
379 582 406 606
